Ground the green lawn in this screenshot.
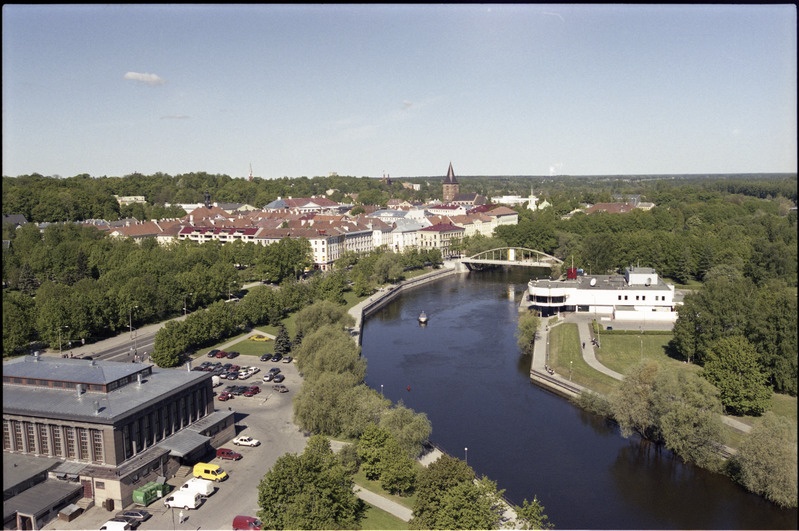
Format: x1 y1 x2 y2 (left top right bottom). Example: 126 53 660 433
353 469 418 510
548 324 619 395
360 504 409 530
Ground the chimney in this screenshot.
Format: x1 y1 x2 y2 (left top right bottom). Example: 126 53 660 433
75 384 84 397
94 401 100 415
186 361 192 372
137 373 143 385
33 352 40 362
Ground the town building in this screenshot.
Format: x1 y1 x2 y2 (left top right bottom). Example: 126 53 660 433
2 356 234 530
442 162 459 202
526 266 678 324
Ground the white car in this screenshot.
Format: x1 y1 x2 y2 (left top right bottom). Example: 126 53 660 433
247 366 260 375
232 435 260 447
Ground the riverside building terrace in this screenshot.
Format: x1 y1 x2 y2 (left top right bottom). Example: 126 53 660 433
526 266 679 324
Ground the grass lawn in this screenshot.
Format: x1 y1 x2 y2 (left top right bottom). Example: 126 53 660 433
353 469 417 510
548 324 620 396
594 331 697 377
360 504 409 530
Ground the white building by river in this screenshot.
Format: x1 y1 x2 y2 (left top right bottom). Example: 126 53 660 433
526 266 678 324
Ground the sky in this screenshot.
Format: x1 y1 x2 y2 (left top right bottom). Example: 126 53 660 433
2 4 797 179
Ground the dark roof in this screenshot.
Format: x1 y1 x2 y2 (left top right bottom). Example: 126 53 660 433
3 480 82 521
2 214 28 227
443 162 458 184
3 358 211 424
420 222 465 233
4 355 147 386
3 453 62 493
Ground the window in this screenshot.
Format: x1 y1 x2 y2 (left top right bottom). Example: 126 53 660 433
636 295 640 301
52 426 63 457
96 481 105 490
3 420 11 451
39 425 49 455
618 295 622 300
92 430 104 463
79 428 89 459
65 427 76 459
26 423 36 453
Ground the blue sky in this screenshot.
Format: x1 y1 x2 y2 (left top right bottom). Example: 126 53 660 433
3 4 796 179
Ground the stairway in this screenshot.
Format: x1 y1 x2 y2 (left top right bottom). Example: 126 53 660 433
76 497 94 512
176 465 192 478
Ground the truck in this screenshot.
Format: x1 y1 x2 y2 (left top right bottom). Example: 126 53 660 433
163 490 202 510
211 375 222 387
180 477 215 497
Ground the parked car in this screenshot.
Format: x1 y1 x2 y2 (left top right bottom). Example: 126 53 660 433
207 349 220 358
247 366 260 375
237 371 251 380
226 351 240 359
233 435 260 447
115 510 152 523
217 392 233 401
233 515 263 530
270 354 282 362
272 374 285 383
262 373 274 382
259 354 272 362
99 519 133 531
216 447 243 460
231 386 247 395
272 384 289 393
215 350 228 358
243 386 260 397
282 356 293 363
268 367 281 374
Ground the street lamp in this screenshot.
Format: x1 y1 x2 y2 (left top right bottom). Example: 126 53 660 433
183 293 193 316
58 325 68 356
569 360 573 381
129 305 138 340
380 384 384 397
465 447 468 465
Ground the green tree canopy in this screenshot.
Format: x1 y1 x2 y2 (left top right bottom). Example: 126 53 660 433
702 336 772 416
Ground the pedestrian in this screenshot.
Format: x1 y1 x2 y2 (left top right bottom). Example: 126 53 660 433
582 341 585 349
179 509 184 524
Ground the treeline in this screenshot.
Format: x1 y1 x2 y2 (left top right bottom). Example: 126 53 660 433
2 172 435 223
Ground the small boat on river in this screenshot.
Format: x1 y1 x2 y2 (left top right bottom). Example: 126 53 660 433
418 311 428 324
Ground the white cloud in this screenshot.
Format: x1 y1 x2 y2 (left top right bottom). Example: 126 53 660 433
123 71 165 86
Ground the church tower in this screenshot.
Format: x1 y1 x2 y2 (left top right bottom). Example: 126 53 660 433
442 162 459 202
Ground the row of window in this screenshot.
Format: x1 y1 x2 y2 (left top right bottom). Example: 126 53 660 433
616 294 669 302
3 420 104 463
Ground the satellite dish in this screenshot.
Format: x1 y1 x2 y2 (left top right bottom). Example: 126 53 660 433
590 278 597 287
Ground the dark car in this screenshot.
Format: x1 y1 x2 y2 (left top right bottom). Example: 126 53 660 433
231 386 247 395
272 374 285 383
115 510 152 523
226 351 240 359
216 447 243 460
259 354 272 362
208 349 220 358
268 367 281 375
270 354 282 362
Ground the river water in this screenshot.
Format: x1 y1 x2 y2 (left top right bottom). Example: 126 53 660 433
360 268 797 530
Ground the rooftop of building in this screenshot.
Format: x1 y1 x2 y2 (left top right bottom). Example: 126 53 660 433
3 357 211 424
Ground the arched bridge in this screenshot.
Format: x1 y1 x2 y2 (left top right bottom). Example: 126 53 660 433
460 247 563 270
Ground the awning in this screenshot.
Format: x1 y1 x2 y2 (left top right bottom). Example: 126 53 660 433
156 430 210 458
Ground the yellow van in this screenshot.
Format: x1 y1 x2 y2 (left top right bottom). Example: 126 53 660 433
193 462 228 482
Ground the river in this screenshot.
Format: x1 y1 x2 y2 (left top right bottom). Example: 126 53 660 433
359 268 797 530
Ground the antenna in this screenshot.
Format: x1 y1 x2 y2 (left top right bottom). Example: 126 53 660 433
248 163 253 182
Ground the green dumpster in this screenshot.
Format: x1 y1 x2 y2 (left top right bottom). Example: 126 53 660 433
132 481 171 506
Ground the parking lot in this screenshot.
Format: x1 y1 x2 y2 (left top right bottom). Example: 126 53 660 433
43 355 309 531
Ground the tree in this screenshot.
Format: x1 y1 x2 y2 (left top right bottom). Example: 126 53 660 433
729 412 797 508
357 424 391 480
257 435 363 529
652 369 724 470
379 436 417 496
515 496 553 530
379 401 432 459
610 360 660 439
151 321 188 367
273 324 292 357
410 454 474 530
515 311 540 356
702 336 772 416
294 300 355 338
433 476 507 530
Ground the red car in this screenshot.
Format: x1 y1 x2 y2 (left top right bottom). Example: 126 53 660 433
216 447 243 460
243 386 260 397
215 350 228 358
217 391 234 401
